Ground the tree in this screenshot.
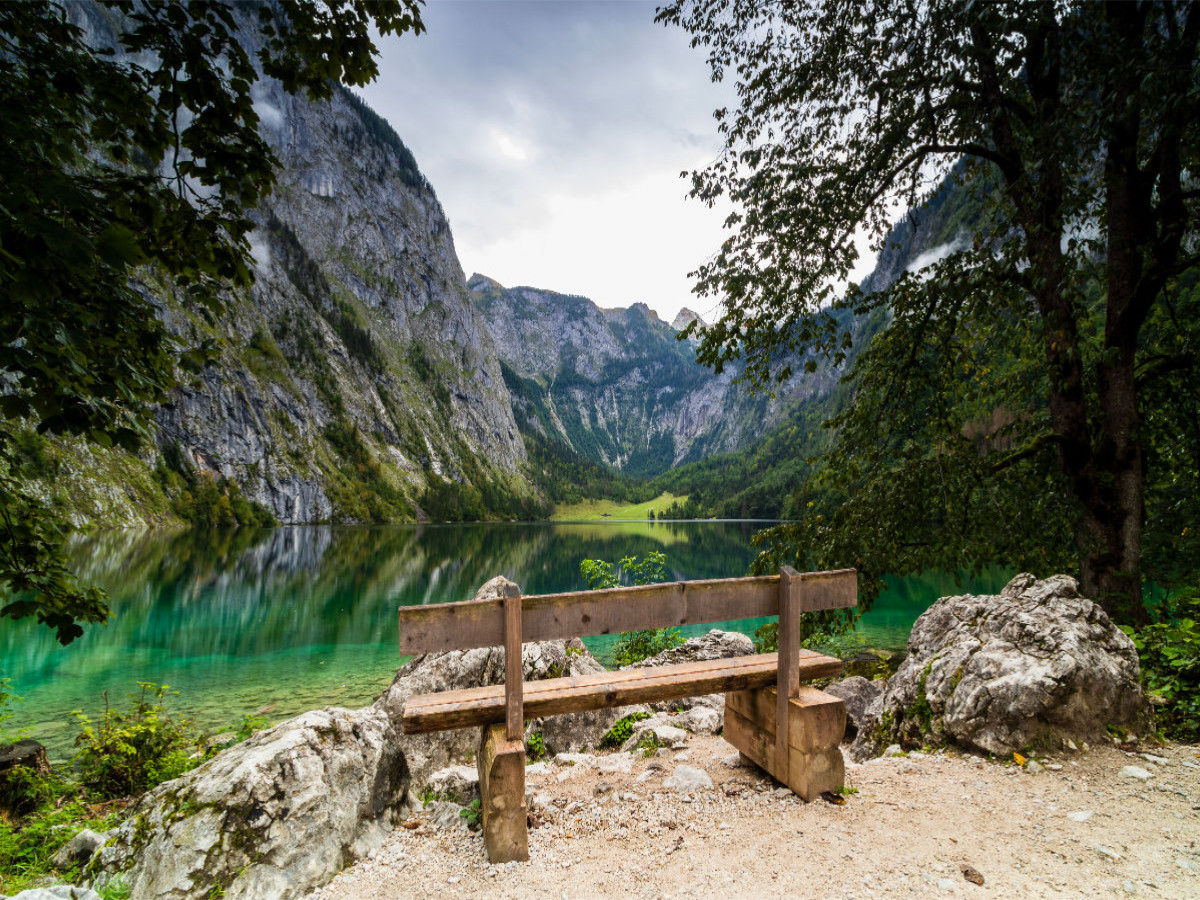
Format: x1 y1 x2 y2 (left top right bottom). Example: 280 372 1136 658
658 0 1200 624
0 0 424 643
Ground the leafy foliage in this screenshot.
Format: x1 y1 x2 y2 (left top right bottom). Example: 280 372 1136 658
1124 584 1200 742
659 0 1200 623
71 683 203 800
580 551 684 666
599 711 651 749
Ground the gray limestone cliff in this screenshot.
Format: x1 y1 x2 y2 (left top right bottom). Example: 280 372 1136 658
469 276 828 477
45 4 530 526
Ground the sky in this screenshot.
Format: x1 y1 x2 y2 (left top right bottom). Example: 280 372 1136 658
358 0 744 324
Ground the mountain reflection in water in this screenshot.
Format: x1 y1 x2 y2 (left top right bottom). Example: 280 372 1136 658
1 522 1010 759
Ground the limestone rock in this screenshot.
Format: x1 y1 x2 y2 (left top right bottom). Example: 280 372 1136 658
627 629 755 668
0 888 102 900
50 829 109 869
425 766 479 805
853 573 1146 758
662 765 713 793
85 706 405 900
824 676 885 741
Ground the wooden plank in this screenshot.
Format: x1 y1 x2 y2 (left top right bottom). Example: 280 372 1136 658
723 689 846 800
801 567 859 612
397 570 856 655
724 704 773 774
502 586 523 742
729 685 847 753
776 566 802 783
402 651 844 734
477 724 528 863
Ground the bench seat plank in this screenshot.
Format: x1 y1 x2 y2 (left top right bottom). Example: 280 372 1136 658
402 651 843 734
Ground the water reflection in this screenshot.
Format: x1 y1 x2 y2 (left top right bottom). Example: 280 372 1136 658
2 523 1012 760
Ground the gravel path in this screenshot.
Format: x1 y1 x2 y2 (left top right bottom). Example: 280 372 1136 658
308 736 1200 899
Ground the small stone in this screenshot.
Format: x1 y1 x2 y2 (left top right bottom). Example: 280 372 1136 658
719 754 747 769
448 876 461 885
884 744 905 758
937 877 958 891
593 781 613 797
1119 766 1154 781
1177 858 1198 873
1123 881 1137 894
1067 810 1094 823
898 761 920 775
1065 738 1078 751
663 765 713 793
50 828 108 869
1025 760 1043 774
1139 753 1169 765
962 866 984 886
1095 845 1122 862
1047 763 1063 771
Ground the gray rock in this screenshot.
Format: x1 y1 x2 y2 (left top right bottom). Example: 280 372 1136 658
50 828 108 869
1 888 102 900
1119 766 1155 781
662 765 713 793
1067 810 1094 822
1096 845 1122 862
628 630 755 667
824 676 885 741
424 801 469 832
85 705 404 900
853 573 1146 757
425 765 478 805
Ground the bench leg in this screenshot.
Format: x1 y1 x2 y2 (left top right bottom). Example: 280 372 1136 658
477 723 528 863
724 685 846 801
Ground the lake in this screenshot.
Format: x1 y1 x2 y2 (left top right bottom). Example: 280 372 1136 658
0 522 1011 759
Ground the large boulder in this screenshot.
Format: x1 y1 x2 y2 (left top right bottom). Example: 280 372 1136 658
853 573 1147 758
86 705 404 900
824 676 885 742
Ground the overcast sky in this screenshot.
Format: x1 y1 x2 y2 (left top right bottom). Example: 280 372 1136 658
358 0 745 323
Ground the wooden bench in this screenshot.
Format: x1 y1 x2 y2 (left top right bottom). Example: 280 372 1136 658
398 566 857 863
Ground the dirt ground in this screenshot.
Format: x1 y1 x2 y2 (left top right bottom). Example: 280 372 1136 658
308 736 1200 900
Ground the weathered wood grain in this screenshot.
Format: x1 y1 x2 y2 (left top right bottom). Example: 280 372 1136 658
502 587 523 742
397 569 857 656
402 651 843 734
477 724 528 863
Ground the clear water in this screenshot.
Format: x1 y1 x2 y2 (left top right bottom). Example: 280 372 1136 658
0 522 1011 759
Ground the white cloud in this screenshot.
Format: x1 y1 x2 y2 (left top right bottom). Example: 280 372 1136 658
907 238 967 275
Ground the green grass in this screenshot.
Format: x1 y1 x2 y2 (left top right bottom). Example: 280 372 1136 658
550 492 687 521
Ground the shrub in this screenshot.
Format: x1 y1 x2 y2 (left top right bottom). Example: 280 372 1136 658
599 711 651 749
72 683 204 799
1124 583 1200 742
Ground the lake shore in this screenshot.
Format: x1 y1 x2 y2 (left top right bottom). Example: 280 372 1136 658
308 735 1200 900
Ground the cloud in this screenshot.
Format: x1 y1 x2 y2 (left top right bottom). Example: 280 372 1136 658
907 238 967 275
358 1 739 321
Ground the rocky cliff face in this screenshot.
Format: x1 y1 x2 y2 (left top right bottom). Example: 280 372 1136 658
469 276 826 477
55 5 530 525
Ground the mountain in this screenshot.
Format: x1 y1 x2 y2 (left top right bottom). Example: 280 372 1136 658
468 276 832 478
31 5 538 527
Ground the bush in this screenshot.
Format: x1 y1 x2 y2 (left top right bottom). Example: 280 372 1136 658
580 552 684 666
1124 583 1200 742
599 711 651 749
0 790 122 895
72 683 203 800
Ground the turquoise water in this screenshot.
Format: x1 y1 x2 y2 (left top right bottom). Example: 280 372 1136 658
0 522 1011 759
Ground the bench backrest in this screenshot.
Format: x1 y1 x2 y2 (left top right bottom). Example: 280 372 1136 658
398 566 857 753
396 566 857 655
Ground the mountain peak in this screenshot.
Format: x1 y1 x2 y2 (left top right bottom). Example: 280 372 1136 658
671 308 707 331
468 273 504 292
